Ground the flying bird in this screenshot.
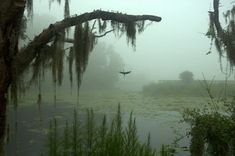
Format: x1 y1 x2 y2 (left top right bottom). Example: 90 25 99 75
119 71 131 75
119 71 131 78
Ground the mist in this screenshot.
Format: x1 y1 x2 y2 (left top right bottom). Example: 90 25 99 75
4 0 235 156
28 0 234 92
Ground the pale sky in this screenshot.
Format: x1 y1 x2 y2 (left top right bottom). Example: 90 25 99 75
33 0 234 82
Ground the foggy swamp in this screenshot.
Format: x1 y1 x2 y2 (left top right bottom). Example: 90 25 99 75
3 0 235 156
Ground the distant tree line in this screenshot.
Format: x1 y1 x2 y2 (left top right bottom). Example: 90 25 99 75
143 71 235 97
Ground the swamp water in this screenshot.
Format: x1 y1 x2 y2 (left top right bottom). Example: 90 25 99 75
6 91 208 156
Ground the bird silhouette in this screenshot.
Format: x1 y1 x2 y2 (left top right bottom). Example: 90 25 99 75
119 71 131 78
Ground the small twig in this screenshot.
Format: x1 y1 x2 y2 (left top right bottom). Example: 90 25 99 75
64 29 114 44
94 29 114 38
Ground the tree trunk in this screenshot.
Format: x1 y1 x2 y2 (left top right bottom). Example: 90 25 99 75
0 1 25 155
0 27 16 156
0 94 7 156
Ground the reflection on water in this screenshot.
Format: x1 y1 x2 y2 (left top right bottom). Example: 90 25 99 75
6 91 195 156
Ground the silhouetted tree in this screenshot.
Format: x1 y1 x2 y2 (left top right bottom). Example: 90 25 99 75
179 71 194 83
0 0 161 154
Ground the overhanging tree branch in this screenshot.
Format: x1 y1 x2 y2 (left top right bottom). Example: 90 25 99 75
13 10 161 75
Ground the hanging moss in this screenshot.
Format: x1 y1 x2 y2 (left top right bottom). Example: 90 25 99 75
136 20 145 34
110 20 146 48
73 22 96 89
30 45 54 85
26 0 33 18
111 20 125 37
83 22 93 70
125 22 137 48
51 31 65 85
14 9 159 104
19 16 28 40
98 19 107 34
67 47 74 87
208 5 235 67
10 75 27 107
57 0 61 4
214 38 223 57
74 24 84 88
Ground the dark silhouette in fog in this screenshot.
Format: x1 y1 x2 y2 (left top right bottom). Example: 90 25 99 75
119 71 132 77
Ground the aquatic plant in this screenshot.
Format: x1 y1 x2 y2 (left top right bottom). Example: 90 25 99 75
45 104 158 156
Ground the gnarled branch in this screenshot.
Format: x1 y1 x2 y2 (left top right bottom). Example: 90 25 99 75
64 29 114 43
13 10 161 75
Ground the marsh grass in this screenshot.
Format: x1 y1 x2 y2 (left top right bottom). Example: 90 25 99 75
44 104 167 156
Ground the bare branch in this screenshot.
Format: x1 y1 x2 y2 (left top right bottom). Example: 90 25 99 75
64 29 114 43
94 29 114 38
14 10 161 75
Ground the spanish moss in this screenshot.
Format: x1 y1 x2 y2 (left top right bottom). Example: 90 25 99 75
74 24 84 89
207 3 235 67
26 0 33 18
73 22 96 89
110 20 146 48
98 19 107 34
19 16 28 40
67 47 74 87
51 31 65 85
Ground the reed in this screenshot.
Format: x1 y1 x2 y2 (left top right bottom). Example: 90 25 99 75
46 104 161 156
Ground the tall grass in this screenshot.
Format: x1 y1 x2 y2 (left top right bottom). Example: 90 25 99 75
45 104 163 156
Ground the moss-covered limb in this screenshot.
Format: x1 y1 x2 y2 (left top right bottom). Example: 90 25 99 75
13 10 161 76
212 0 223 34
208 0 235 65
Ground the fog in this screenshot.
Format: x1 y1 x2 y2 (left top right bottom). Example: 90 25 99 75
29 0 234 91
6 1 235 155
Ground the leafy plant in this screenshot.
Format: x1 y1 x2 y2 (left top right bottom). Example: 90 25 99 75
183 79 235 156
